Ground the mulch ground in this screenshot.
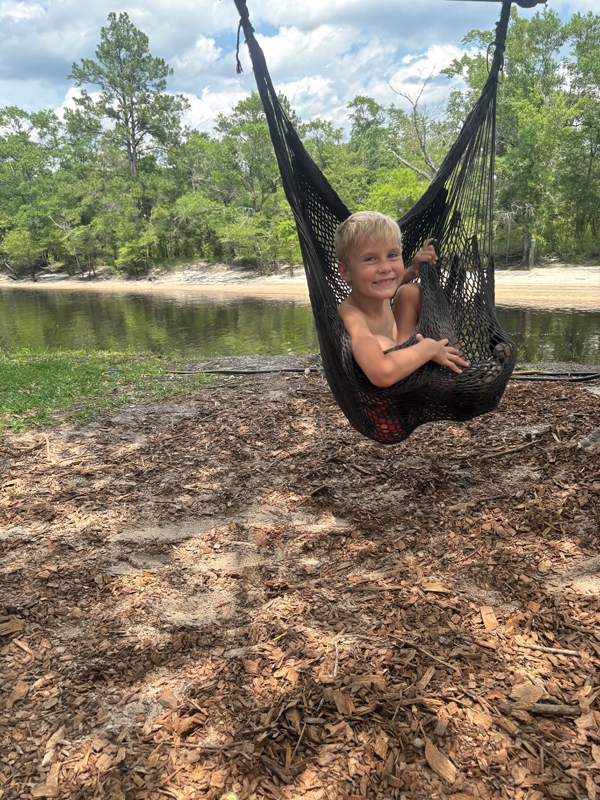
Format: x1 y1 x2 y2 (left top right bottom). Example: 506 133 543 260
1 361 600 800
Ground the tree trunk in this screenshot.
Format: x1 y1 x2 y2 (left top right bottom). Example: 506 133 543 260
522 230 529 266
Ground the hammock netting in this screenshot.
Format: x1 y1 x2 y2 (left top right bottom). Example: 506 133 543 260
233 0 520 444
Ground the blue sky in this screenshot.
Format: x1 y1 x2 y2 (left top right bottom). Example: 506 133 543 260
0 0 597 131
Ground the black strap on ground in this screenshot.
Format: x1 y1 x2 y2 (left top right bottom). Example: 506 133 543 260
164 368 600 382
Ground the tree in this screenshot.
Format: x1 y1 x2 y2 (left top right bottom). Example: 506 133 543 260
69 12 189 177
444 7 570 265
560 12 600 247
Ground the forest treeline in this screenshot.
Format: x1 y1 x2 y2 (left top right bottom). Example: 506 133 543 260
0 7 599 279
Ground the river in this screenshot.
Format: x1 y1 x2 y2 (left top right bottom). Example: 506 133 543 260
0 287 599 365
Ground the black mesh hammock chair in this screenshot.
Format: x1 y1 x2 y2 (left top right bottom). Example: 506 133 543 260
232 0 523 445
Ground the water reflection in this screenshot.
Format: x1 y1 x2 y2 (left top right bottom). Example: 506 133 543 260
496 307 600 364
0 289 318 357
0 287 598 364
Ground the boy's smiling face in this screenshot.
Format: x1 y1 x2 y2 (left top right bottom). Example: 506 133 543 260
338 234 404 301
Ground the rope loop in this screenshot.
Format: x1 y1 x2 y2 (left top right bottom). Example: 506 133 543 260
236 20 244 74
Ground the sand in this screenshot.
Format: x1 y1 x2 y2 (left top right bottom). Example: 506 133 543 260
1 263 599 309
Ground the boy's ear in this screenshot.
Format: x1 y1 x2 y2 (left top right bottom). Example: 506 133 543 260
337 261 351 283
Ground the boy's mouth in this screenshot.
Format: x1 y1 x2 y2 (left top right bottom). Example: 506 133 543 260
373 277 397 287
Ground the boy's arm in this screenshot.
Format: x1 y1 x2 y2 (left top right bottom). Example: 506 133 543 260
340 306 468 388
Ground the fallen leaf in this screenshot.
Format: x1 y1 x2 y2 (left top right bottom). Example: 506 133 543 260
287 667 299 686
425 739 457 784
332 690 355 716
586 775 597 800
7 680 29 707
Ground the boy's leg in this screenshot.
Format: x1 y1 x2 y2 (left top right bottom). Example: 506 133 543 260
393 283 422 344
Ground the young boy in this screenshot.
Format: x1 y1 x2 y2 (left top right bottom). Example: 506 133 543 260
336 211 469 388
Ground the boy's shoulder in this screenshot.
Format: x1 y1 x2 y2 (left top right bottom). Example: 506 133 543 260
338 297 363 319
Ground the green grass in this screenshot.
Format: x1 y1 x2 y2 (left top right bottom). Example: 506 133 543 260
0 350 209 434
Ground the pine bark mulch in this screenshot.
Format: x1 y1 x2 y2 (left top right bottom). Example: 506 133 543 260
1 366 599 800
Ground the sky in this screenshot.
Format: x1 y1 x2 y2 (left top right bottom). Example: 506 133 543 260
0 0 598 133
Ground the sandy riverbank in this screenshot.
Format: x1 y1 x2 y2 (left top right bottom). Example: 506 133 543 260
1 262 599 309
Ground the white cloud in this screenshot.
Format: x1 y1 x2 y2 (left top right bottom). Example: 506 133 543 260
0 0 595 133
181 87 248 131
561 0 600 11
0 0 45 20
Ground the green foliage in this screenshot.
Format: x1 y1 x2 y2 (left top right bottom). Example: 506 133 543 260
69 12 189 177
1 229 45 277
1 7 599 278
446 6 600 262
361 168 429 218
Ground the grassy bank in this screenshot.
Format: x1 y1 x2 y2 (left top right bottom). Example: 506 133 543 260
0 350 208 434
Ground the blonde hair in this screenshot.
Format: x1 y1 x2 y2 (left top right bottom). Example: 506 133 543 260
335 211 402 264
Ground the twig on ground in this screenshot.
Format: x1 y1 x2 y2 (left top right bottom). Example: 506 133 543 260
529 703 580 717
291 723 306 762
333 640 339 678
391 635 460 673
517 643 580 656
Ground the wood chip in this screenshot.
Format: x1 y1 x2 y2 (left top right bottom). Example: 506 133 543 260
31 786 58 798
510 683 544 704
422 582 451 593
0 620 24 636
425 739 458 784
374 733 389 760
158 690 179 710
416 666 436 692
480 605 498 632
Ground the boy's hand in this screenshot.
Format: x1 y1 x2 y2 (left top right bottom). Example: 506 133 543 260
416 334 470 373
403 238 438 284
